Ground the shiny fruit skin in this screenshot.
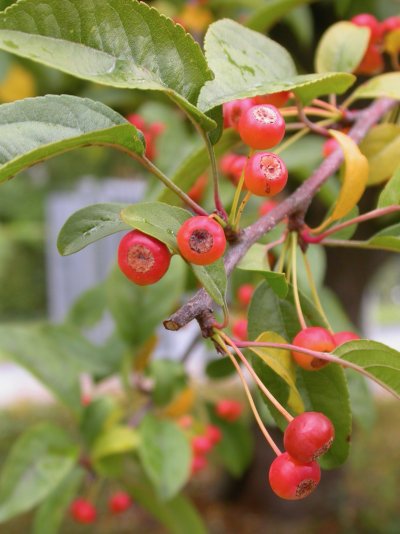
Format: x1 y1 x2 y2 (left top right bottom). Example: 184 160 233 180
333 331 360 346
232 318 248 341
253 91 290 108
118 230 171 285
70 499 96 524
284 411 335 462
177 216 226 265
216 399 243 422
238 104 286 149
244 152 288 197
269 452 321 500
109 492 132 514
192 435 213 455
223 98 254 130
291 327 336 371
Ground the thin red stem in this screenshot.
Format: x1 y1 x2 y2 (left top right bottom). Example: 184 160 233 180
234 340 400 400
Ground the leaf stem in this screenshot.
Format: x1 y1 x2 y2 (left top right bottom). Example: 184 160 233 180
234 191 252 228
141 156 208 216
275 233 290 274
291 233 307 330
301 250 333 333
310 205 400 238
233 340 400 401
203 132 228 220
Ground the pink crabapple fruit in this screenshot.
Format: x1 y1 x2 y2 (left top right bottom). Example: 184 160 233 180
291 327 336 371
223 98 254 130
232 318 248 341
268 452 321 500
216 399 243 422
284 411 335 463
333 331 360 346
70 499 96 524
244 152 288 197
205 424 222 445
177 216 226 265
237 283 255 308
118 230 171 286
108 492 132 514
238 104 286 150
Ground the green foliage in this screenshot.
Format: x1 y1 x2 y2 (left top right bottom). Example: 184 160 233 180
246 0 314 32
147 359 187 406
198 19 355 111
378 166 400 208
351 72 400 101
315 22 369 73
32 468 84 534
138 415 191 500
58 203 130 255
0 424 78 523
191 259 227 307
0 96 144 184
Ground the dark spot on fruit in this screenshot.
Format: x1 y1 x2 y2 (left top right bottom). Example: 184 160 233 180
311 357 328 369
296 478 317 498
254 106 277 124
312 436 334 459
260 155 281 190
127 244 155 273
189 229 214 254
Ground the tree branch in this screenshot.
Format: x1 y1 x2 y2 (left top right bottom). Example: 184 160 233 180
164 98 397 333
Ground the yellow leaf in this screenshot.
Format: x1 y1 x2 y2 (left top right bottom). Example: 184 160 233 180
384 28 400 55
359 124 400 185
313 130 368 233
91 426 139 461
161 386 195 418
249 331 304 414
0 64 36 102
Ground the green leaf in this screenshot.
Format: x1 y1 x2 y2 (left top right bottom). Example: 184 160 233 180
237 243 288 298
206 356 235 380
248 332 304 414
80 397 121 448
366 223 400 252
33 468 84 534
121 202 191 252
107 256 186 347
346 369 376 430
58 203 129 256
67 282 107 329
248 280 328 342
334 339 400 399
0 0 215 130
351 72 400 101
0 95 144 184
315 22 369 73
191 259 227 307
210 414 253 477
246 0 315 33
124 471 207 534
92 426 139 461
0 424 78 523
360 124 400 186
198 19 355 111
147 359 187 406
298 364 351 469
158 128 239 206
378 166 400 208
138 415 191 500
0 323 108 414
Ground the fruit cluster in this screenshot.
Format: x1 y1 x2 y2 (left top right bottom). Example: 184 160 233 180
70 491 132 524
351 13 400 75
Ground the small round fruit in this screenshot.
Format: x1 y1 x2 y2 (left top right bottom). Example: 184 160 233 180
244 152 288 197
381 16 400 34
333 331 360 346
259 199 278 216
223 98 254 130
191 454 208 475
118 230 171 285
109 491 132 514
291 327 336 371
237 283 254 307
177 216 226 265
192 435 213 455
220 153 247 186
238 104 286 149
70 499 96 524
268 452 321 500
232 318 248 341
284 412 335 463
351 13 382 42
355 44 384 75
253 91 291 108
205 424 222 445
216 399 243 422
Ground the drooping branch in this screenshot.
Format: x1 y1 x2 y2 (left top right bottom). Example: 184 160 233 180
164 97 397 333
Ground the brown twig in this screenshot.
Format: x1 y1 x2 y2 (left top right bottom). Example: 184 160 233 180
164 98 397 333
